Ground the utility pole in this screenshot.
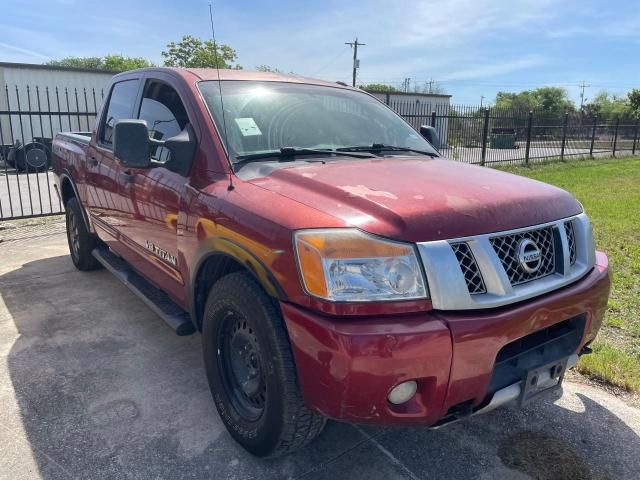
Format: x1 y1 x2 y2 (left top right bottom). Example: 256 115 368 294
345 38 365 87
427 77 434 94
579 81 591 112
480 96 485 108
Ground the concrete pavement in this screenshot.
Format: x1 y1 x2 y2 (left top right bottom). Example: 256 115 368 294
0 170 62 220
0 223 639 480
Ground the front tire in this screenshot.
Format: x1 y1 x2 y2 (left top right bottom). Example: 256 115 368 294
65 197 102 271
202 272 326 457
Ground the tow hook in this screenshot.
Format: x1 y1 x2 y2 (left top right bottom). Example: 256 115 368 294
580 345 593 356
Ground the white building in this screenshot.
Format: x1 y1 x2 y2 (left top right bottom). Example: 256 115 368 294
0 62 115 145
365 90 452 146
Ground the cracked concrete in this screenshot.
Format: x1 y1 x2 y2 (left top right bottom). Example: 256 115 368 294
0 229 639 479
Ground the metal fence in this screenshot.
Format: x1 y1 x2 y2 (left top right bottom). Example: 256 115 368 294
387 101 640 166
0 84 104 220
1 83 639 221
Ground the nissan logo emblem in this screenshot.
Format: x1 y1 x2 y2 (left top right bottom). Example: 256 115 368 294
518 239 542 273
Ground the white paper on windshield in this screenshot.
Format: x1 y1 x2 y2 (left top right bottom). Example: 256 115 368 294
235 117 262 136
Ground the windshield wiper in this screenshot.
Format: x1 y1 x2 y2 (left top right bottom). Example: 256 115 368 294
233 147 376 167
336 144 439 157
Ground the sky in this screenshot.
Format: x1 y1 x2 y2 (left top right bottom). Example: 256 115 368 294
1 0 638 105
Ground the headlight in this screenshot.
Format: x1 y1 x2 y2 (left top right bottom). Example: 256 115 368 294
294 229 428 302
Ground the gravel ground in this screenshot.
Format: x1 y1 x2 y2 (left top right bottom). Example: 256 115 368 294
0 228 639 480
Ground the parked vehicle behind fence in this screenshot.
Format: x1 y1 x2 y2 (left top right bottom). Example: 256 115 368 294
52 68 611 457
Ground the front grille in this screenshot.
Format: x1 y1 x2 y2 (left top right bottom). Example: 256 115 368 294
451 243 486 294
490 226 556 286
565 220 577 265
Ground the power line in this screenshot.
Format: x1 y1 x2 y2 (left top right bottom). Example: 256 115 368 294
344 38 365 87
579 80 591 110
351 78 637 89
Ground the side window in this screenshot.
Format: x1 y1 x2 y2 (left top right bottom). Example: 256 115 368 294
100 79 140 146
137 81 189 168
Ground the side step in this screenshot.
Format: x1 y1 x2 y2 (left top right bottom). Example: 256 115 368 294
92 246 196 336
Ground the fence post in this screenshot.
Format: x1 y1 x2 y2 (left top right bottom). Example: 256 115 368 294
431 110 437 128
385 92 390 105
589 116 597 157
633 119 639 155
560 112 569 161
612 117 620 157
525 110 533 166
480 108 490 166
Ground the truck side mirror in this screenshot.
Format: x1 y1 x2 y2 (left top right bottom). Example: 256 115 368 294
420 125 440 150
164 124 197 176
113 120 151 168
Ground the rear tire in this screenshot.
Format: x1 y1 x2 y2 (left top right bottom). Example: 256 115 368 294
65 197 102 271
202 271 326 457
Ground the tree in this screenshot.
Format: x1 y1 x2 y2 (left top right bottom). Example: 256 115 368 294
255 65 281 73
494 87 576 115
47 57 106 69
628 89 640 118
359 83 399 93
46 55 151 71
102 55 152 71
161 35 241 69
584 91 630 119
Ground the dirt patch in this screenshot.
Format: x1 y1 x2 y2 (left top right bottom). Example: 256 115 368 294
498 431 607 480
0 216 65 244
567 371 640 409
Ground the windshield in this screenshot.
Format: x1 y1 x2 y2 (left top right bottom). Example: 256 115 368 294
198 80 438 163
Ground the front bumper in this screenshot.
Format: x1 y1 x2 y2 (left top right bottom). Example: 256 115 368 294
281 251 610 425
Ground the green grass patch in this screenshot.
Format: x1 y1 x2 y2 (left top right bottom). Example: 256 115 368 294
576 341 640 393
501 156 640 393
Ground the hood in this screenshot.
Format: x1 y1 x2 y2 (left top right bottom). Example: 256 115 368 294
246 157 583 242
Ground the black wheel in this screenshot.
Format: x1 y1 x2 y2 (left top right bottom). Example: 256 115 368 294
24 142 51 172
202 272 326 457
65 197 102 271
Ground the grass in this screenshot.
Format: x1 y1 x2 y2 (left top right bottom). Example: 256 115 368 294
501 156 640 394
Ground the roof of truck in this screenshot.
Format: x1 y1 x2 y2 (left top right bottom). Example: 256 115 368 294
117 67 355 90
186 68 351 88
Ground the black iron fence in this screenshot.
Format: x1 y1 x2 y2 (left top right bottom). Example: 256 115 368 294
0 85 104 220
1 84 639 221
386 100 640 166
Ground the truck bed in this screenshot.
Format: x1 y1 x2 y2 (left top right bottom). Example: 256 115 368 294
55 132 92 145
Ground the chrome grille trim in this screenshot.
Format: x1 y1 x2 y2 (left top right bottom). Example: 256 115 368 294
565 220 577 265
489 225 556 285
416 213 596 310
451 242 486 294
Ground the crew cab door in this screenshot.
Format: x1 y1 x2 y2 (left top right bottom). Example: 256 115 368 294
115 78 193 305
85 78 140 244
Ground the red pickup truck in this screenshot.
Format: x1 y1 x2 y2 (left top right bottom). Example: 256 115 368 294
52 68 611 457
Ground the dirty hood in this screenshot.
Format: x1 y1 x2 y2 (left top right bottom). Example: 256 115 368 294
247 157 583 242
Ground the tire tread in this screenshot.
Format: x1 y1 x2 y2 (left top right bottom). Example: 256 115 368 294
204 271 326 456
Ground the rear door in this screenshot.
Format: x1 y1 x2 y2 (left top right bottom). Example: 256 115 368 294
86 78 141 244
115 76 194 305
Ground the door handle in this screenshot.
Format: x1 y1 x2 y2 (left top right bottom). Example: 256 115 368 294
88 156 98 167
119 170 133 184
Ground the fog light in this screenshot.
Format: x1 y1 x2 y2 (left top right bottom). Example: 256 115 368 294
388 380 418 405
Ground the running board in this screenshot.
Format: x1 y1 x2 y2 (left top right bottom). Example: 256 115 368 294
92 246 195 336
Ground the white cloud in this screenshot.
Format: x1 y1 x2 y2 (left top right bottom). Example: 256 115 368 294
440 55 546 81
0 42 51 61
224 0 559 84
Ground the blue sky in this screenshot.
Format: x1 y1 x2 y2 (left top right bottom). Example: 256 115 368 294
1 0 638 104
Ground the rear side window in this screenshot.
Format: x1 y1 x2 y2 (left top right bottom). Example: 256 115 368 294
100 79 140 146
137 80 190 169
